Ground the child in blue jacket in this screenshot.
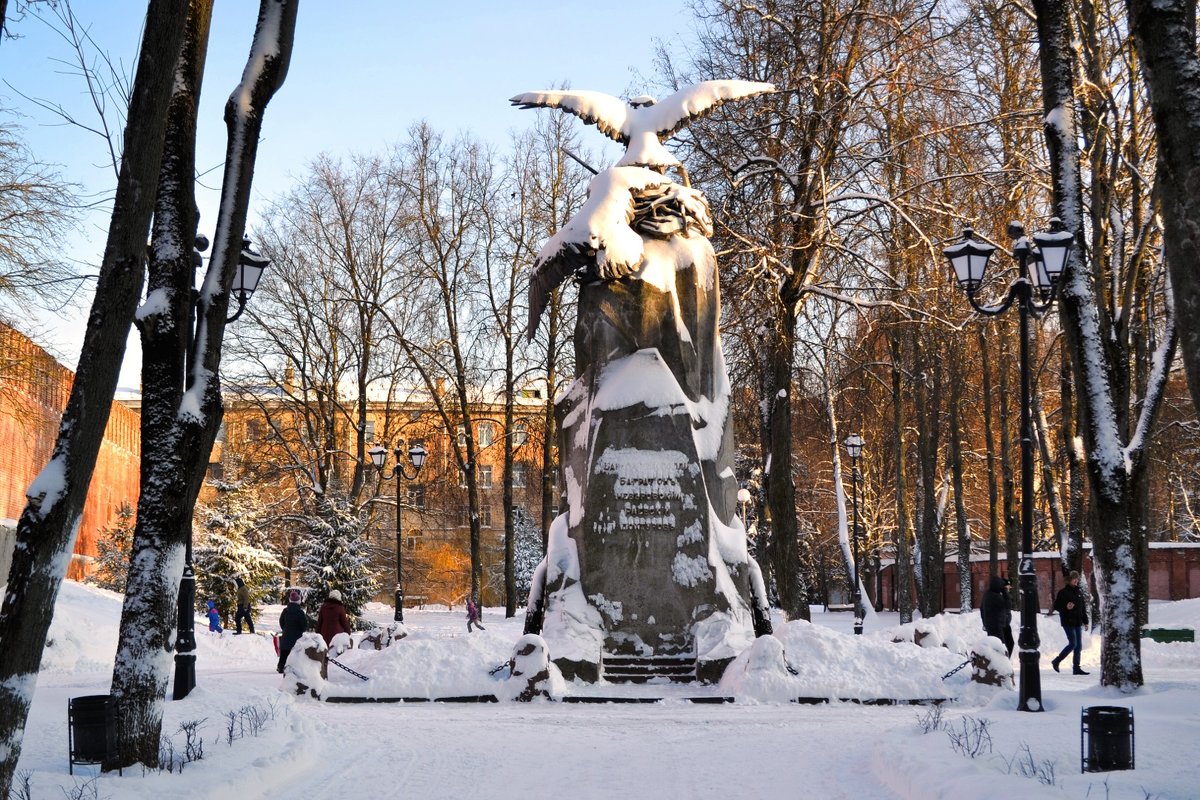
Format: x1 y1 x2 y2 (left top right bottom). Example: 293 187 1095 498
206 599 223 633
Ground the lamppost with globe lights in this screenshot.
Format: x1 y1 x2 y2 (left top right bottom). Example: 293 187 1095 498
369 441 428 622
174 236 271 701
943 217 1074 712
843 433 865 635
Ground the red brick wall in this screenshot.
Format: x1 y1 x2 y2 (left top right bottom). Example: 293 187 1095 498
878 545 1200 611
0 324 140 578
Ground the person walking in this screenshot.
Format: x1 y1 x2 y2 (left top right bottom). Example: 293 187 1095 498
206 599 223 633
316 589 353 646
234 577 255 635
980 575 1014 656
1052 570 1090 675
277 590 308 674
466 597 485 632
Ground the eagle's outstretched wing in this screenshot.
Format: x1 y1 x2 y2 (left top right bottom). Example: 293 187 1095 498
509 90 631 144
643 80 776 140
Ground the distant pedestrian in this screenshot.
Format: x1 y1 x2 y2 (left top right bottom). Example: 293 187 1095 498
466 598 485 632
1052 570 1089 675
316 589 353 646
1000 577 1016 656
234 577 255 635
206 599 223 633
980 575 1013 656
278 590 308 674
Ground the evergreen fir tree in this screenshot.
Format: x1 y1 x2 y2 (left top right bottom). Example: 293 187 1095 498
512 506 543 600
193 481 282 622
89 503 135 593
294 495 378 621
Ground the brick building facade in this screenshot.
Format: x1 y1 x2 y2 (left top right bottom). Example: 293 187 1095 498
0 323 141 580
206 389 550 607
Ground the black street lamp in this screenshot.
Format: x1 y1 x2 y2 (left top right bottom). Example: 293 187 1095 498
174 236 270 701
369 441 427 622
944 218 1073 712
843 432 865 635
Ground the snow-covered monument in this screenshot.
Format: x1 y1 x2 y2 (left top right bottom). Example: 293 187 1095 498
514 81 775 683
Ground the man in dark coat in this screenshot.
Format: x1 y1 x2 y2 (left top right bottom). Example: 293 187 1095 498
234 577 255 635
1052 570 1089 674
277 590 308 674
316 589 353 646
980 575 1014 656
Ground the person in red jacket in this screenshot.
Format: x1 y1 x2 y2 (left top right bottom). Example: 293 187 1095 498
316 589 353 646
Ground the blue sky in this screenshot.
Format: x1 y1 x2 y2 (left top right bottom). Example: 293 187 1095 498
0 0 689 386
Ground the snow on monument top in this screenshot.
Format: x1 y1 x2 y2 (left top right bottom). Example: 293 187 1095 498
510 80 775 169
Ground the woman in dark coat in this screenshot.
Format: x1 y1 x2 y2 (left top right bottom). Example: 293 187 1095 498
316 589 353 645
980 575 1014 656
1052 570 1089 674
277 590 308 674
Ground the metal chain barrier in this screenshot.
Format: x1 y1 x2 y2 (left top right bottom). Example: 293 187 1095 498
941 658 972 681
328 657 369 682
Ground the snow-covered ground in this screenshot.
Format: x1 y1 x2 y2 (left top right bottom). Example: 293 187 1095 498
15 581 1200 799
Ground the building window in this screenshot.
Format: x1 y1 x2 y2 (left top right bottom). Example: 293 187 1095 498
216 421 227 442
246 419 263 440
456 424 468 447
512 463 528 488
478 421 495 448
410 484 426 510
364 419 375 439
481 503 493 528
206 461 224 481
459 505 470 527
479 465 493 489
512 421 528 446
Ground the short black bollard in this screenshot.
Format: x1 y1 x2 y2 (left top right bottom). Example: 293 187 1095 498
1081 705 1134 773
68 695 121 775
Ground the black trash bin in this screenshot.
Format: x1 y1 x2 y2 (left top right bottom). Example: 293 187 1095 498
1081 705 1134 772
68 695 120 775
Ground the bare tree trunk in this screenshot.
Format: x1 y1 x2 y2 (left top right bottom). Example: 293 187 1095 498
766 304 808 621
914 342 944 617
108 0 297 769
889 335 912 623
1034 0 1177 688
1060 349 1086 574
949 358 972 612
978 327 1001 580
997 336 1020 598
1126 0 1200 419
0 1 190 792
108 0 213 769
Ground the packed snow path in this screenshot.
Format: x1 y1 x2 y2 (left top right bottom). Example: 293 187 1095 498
13 582 1200 799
